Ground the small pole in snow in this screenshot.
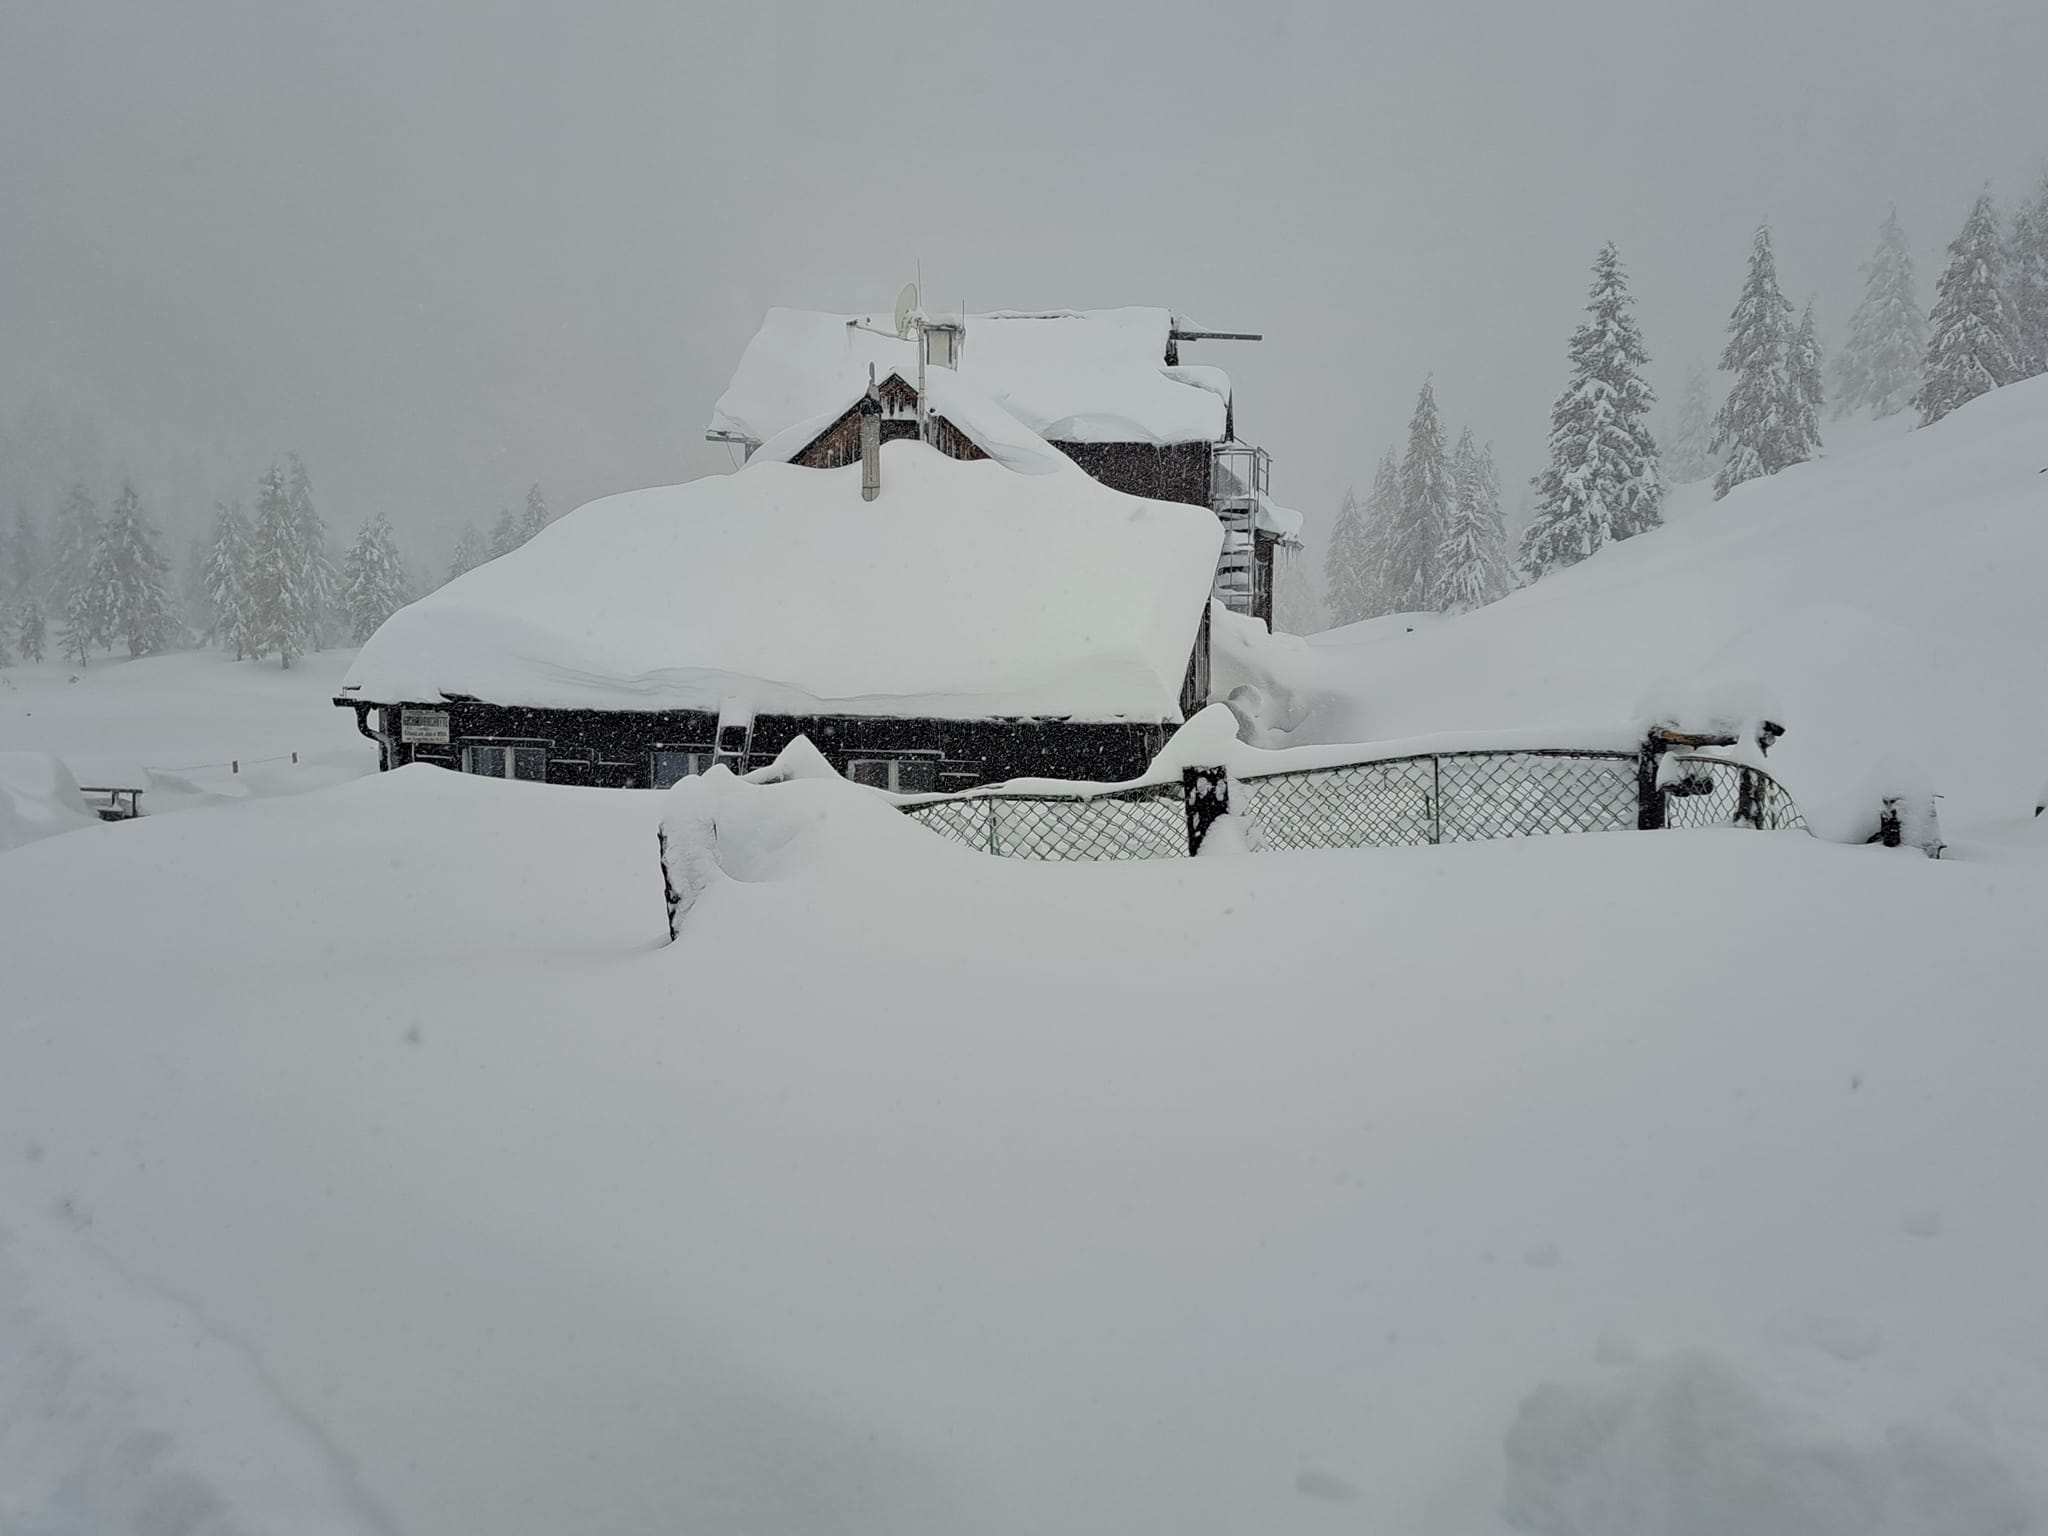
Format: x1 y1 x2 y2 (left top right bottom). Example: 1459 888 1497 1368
232 759 239 774
1635 731 1667 831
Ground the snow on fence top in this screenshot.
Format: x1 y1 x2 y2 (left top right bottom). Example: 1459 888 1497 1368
710 307 1232 449
342 444 1223 721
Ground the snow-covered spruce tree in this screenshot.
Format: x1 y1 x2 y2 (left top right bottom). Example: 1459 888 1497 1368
342 513 409 642
250 463 315 668
1788 300 1826 461
1664 363 1716 484
89 481 177 656
49 484 101 633
488 506 521 560
446 520 484 585
5 502 43 608
203 499 256 659
1522 243 1664 575
2005 172 2048 381
16 599 45 662
1358 450 1401 617
1710 226 1800 499
519 483 550 542
1832 208 1926 417
1322 488 1373 626
285 454 337 648
1386 380 1452 612
1434 429 1508 612
1917 193 2020 426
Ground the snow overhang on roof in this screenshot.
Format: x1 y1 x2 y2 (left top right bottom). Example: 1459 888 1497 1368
709 307 1231 450
342 444 1224 724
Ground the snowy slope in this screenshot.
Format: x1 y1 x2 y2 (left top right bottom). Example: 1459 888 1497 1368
2 767 2044 1535
1261 380 2048 830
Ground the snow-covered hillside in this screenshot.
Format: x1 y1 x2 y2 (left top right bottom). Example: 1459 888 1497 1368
1240 380 2048 832
1 763 2044 1536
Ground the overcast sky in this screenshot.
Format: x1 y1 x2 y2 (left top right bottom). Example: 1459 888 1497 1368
4 0 2046 576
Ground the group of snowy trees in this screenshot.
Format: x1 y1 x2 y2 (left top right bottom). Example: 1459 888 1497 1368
447 484 552 584
1705 227 1827 501
0 481 180 667
1323 386 1511 625
1914 176 2048 424
198 455 343 668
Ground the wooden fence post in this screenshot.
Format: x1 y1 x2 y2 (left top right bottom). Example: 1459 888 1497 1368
1182 767 1229 856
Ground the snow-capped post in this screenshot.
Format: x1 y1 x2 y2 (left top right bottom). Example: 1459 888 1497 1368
1182 766 1229 855
1636 730 1668 831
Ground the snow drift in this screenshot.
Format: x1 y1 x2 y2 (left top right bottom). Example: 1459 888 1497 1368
2 763 2044 1535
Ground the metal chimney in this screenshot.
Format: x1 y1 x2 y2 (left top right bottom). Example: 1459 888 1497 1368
859 364 883 501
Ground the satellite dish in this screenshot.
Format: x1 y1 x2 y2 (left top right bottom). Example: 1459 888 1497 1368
893 281 919 339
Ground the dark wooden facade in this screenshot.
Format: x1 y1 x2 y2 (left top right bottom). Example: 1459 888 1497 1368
788 374 990 469
343 699 1169 791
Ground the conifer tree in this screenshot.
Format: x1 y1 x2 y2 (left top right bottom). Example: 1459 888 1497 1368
250 463 314 668
1322 488 1373 627
1435 429 1510 612
1523 243 1664 574
342 512 410 642
1833 208 1927 417
447 520 484 585
50 483 101 635
519 483 551 542
1665 363 1717 483
1358 450 1401 618
1386 380 1451 612
6 502 44 608
488 506 521 560
203 499 256 659
16 599 45 663
88 481 177 656
1711 226 1801 499
2004 172 2048 382
1788 299 1826 460
1917 192 2020 426
285 454 337 647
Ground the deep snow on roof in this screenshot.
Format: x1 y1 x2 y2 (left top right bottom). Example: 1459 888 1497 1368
342 444 1222 721
710 307 1232 449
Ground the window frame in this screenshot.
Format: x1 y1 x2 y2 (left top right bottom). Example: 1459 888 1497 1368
461 739 550 782
648 746 718 789
844 753 942 794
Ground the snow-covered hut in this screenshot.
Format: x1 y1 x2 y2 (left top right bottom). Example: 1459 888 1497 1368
709 306 1302 626
336 431 1222 791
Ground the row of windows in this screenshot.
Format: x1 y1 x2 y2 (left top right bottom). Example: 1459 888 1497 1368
455 743 939 793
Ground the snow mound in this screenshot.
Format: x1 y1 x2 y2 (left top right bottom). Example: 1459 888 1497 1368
343 444 1221 721
0 751 101 852
1284 379 2048 831
1504 1350 2030 1536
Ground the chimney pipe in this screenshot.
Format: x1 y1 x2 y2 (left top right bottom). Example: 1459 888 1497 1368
859 365 883 501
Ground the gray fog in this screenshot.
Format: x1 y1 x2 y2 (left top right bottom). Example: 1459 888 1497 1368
4 0 2046 574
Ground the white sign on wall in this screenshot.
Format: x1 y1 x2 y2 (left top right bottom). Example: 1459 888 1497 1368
400 708 451 745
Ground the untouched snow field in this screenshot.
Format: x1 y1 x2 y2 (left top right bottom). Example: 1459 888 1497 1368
2 764 2045 1536
1234 380 2048 833
0 649 372 838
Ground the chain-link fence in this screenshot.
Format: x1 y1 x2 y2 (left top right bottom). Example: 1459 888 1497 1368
899 744 1805 861
900 782 1187 860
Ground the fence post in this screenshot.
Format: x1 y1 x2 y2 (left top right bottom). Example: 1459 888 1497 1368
1183 766 1229 856
1636 730 1667 831
1735 767 1762 829
656 827 683 942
